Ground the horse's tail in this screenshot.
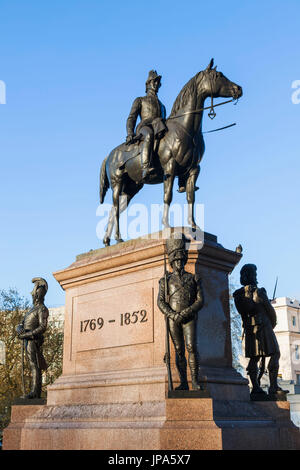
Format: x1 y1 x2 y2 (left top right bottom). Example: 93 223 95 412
100 157 109 204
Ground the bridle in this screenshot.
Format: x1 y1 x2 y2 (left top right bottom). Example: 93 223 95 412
168 70 239 127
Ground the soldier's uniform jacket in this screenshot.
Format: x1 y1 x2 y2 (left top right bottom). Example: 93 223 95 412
126 92 167 138
233 285 279 358
21 304 49 339
18 304 49 370
158 271 203 323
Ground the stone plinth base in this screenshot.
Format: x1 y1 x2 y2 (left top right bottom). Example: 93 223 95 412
3 404 45 450
3 230 300 449
3 398 300 450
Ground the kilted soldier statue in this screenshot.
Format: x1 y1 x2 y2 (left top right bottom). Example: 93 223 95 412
233 264 287 400
157 234 204 390
16 277 49 399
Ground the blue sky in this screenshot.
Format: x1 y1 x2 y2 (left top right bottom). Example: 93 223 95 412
0 0 299 306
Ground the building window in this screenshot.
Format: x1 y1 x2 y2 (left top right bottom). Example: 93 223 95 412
296 345 300 361
292 316 296 327
297 374 300 385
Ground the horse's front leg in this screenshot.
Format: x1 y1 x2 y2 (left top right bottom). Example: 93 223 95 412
162 160 176 229
186 165 200 230
112 182 124 243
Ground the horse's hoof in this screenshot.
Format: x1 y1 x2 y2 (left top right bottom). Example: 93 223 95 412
188 221 200 231
103 237 110 247
115 238 124 244
162 221 171 229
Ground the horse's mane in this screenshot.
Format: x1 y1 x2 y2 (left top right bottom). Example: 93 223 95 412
169 71 204 118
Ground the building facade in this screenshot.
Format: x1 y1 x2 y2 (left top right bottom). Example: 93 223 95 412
272 297 300 384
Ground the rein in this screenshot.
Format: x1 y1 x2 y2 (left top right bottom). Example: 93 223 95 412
168 73 239 134
168 98 234 120
203 122 236 134
169 69 239 132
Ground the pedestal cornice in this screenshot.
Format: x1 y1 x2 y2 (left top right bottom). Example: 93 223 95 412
53 229 242 290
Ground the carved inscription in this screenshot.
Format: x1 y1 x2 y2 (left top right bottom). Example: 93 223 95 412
72 283 154 353
79 310 148 333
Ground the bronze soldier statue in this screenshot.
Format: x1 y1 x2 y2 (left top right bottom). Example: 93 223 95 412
126 69 167 181
157 234 204 390
233 264 287 400
16 278 49 399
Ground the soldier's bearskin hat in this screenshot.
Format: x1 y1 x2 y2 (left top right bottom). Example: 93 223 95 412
166 233 189 264
240 264 257 286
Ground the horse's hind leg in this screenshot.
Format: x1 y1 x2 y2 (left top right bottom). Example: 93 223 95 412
103 183 142 246
186 165 200 230
103 176 143 246
102 181 123 246
103 192 126 246
103 206 115 246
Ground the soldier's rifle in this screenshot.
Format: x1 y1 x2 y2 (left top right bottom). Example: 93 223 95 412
258 277 278 386
163 246 173 392
272 276 278 301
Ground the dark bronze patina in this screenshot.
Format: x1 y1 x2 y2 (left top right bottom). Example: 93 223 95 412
126 70 167 181
233 264 288 401
100 60 242 246
16 278 49 399
157 234 204 391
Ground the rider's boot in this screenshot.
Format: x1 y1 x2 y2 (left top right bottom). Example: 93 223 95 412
140 133 155 181
141 165 155 181
177 176 199 193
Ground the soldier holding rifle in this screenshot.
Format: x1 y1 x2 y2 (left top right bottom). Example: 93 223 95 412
157 234 204 391
233 264 288 400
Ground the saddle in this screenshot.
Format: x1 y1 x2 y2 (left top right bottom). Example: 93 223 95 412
116 135 153 169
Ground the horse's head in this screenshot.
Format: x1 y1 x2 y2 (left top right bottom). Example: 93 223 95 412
200 58 243 100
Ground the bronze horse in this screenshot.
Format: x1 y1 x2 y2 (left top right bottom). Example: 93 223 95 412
99 59 242 246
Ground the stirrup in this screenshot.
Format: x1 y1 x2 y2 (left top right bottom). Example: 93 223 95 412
141 167 155 179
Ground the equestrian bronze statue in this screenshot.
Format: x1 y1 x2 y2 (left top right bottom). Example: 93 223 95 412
233 264 288 401
157 234 204 391
16 277 49 399
99 59 242 246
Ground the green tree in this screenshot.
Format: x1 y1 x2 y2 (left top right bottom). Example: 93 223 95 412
0 288 63 443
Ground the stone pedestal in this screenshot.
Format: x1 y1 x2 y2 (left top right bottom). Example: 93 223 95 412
3 229 300 450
